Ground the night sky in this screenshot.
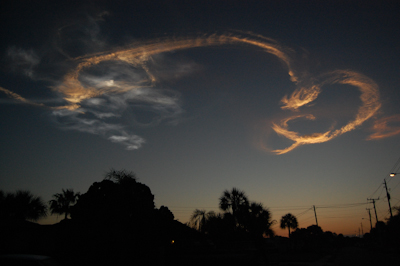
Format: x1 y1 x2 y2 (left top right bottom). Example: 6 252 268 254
1 0 400 236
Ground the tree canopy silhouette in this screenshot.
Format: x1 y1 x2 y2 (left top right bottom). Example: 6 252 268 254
240 202 274 238
71 169 155 224
219 187 249 227
386 206 400 248
0 190 47 221
158 205 174 221
49 189 80 220
217 188 274 239
188 209 216 233
280 213 298 238
67 169 176 265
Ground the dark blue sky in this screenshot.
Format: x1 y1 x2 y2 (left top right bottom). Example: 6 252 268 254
1 0 400 236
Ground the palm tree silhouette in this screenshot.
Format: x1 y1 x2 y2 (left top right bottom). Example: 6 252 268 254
219 187 249 225
49 189 80 220
188 209 216 233
1 190 47 221
242 202 275 238
280 213 298 238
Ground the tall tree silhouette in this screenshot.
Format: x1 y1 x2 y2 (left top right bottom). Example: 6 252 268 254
71 169 155 224
69 169 159 264
64 170 180 265
49 189 80 220
280 213 298 238
188 209 216 233
240 202 275 238
0 190 47 221
219 187 249 227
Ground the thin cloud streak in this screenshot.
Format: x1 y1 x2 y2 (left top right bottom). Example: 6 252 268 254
0 87 44 107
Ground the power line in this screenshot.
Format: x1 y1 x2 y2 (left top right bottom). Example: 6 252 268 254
294 208 313 217
317 207 367 212
316 202 368 209
368 183 383 198
319 213 370 219
368 154 400 199
168 202 369 214
390 179 400 192
296 216 317 227
389 154 400 173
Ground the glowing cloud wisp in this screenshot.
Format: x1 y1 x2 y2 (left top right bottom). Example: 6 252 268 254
1 32 385 152
271 71 381 154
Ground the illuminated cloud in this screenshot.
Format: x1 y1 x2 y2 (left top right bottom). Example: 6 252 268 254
0 28 382 152
271 115 333 154
367 115 400 140
280 85 321 111
271 70 381 154
32 33 299 150
54 34 295 109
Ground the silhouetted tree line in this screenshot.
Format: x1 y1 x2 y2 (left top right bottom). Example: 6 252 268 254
289 225 347 251
0 169 202 265
0 190 47 221
189 187 274 244
363 207 400 250
2 170 400 265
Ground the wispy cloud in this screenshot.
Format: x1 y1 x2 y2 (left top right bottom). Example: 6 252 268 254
55 11 109 59
367 115 400 140
0 87 44 107
0 15 383 152
6 47 40 78
40 32 298 150
52 107 146 150
270 71 381 154
54 33 295 110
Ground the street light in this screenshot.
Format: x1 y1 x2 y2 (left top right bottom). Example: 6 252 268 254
386 173 399 218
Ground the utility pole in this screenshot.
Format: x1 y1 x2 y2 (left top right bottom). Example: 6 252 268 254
367 198 379 225
368 198 383 245
361 222 363 236
313 205 318 226
383 179 393 218
366 208 373 232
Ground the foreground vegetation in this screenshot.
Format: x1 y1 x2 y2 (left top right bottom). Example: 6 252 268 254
1 169 400 265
